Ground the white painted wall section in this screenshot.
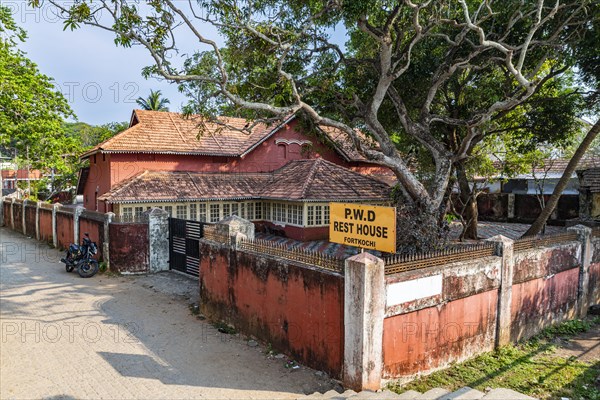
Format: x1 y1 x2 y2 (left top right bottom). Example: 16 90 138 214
386 274 443 307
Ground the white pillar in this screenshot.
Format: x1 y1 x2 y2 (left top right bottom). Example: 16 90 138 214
343 252 385 391
486 235 514 348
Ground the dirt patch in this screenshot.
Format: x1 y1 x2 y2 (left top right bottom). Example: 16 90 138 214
549 322 600 363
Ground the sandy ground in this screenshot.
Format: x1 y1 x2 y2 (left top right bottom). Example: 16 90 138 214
0 227 340 399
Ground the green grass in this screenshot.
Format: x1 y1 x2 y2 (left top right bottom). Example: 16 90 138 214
389 318 600 400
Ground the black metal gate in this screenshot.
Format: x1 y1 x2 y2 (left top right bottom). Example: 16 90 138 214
168 218 206 277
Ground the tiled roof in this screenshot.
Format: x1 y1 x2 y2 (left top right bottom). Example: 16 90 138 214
81 110 373 163
99 159 391 203
1 169 44 179
261 159 391 201
580 167 600 193
82 110 283 158
98 170 270 203
318 125 375 162
488 158 600 178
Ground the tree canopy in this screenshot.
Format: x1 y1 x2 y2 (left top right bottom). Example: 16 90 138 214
0 5 74 176
40 0 599 249
136 89 170 111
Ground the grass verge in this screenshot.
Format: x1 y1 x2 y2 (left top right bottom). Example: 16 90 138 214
389 317 600 400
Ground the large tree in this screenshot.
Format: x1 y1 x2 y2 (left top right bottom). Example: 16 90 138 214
0 5 74 197
41 0 597 250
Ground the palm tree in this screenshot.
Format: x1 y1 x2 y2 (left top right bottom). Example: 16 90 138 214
136 90 170 111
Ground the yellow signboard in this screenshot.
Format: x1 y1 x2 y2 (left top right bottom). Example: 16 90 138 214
329 203 396 253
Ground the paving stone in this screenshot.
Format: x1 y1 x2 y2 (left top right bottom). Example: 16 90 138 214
482 388 537 400
395 390 422 400
440 387 485 399
417 388 451 400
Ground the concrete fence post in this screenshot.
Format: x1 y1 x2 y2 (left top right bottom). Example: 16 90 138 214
0 197 4 227
35 201 41 240
507 194 516 220
486 235 514 348
73 206 83 244
22 199 27 235
10 198 15 230
343 252 385 391
567 224 592 318
148 208 169 272
216 215 255 247
104 212 114 270
52 203 59 248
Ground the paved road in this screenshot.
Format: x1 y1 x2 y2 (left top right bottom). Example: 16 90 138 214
0 228 337 399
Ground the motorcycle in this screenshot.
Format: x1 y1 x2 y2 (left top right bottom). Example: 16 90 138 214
61 232 99 278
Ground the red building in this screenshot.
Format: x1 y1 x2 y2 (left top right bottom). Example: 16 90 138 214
78 110 393 240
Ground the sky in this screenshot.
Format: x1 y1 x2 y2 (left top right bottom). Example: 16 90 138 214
3 1 350 127
4 0 197 125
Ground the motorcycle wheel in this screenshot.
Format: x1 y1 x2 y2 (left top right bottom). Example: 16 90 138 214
77 259 99 278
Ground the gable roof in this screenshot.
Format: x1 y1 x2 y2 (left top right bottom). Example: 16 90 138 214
81 110 372 163
82 110 282 158
99 159 391 204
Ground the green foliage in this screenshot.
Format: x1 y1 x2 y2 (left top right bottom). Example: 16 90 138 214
391 318 600 400
537 318 600 340
136 89 170 111
63 121 128 148
0 5 77 198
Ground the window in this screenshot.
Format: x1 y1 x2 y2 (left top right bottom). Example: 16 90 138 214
264 202 271 220
240 203 246 219
190 203 197 220
198 203 207 222
255 202 262 220
134 207 144 217
324 205 330 224
123 207 133 219
176 205 187 219
210 204 220 223
274 203 285 223
223 203 231 218
231 203 238 216
307 205 314 226
247 202 254 220
315 205 322 225
164 206 173 217
287 204 293 224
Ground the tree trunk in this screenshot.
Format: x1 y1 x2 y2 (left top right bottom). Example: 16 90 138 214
523 119 600 237
456 163 478 240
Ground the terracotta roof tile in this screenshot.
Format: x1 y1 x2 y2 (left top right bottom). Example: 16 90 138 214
84 110 280 158
82 110 375 163
261 159 391 201
99 159 391 203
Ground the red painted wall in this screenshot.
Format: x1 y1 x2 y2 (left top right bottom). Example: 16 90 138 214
79 216 105 261
12 201 23 232
84 153 113 212
2 201 11 227
24 204 36 237
199 242 344 377
39 208 53 243
82 119 389 211
510 267 579 342
382 289 498 377
108 223 149 273
55 211 74 250
589 262 600 307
